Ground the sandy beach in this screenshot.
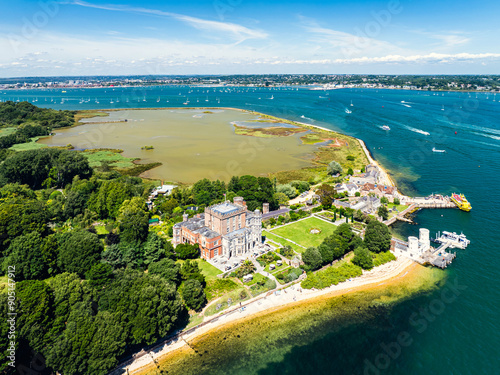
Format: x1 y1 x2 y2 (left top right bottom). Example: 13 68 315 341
116 256 416 375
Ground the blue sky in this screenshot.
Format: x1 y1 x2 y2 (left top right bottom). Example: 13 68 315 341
1 0 499 77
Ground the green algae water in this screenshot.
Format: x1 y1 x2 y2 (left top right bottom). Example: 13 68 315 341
3 86 500 374
147 265 445 375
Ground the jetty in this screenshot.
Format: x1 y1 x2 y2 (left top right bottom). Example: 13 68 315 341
392 228 466 269
407 195 456 209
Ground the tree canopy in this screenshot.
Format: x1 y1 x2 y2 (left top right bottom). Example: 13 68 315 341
58 230 103 276
327 161 343 176
0 148 92 189
364 220 392 253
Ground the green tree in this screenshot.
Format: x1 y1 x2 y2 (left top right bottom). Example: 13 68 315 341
352 247 374 270
2 232 47 281
85 263 114 288
175 243 200 260
335 223 354 243
16 280 54 352
0 148 91 189
378 205 389 220
273 192 289 206
302 247 323 271
380 196 389 204
0 198 48 254
320 234 348 260
158 198 178 215
45 302 126 375
181 279 206 311
393 197 400 205
117 197 149 244
142 232 170 265
364 220 392 253
347 168 354 175
99 269 185 345
180 259 206 285
316 184 336 207
58 230 103 276
148 258 181 286
327 161 343 176
276 184 298 198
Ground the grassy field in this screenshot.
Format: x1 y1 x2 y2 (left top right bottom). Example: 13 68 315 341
263 230 305 253
268 166 326 184
185 314 204 329
270 217 338 249
81 150 138 169
9 137 48 151
0 127 17 137
204 288 250 317
204 278 241 300
74 110 109 125
234 124 306 138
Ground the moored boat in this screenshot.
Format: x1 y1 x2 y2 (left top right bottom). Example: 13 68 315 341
450 193 472 211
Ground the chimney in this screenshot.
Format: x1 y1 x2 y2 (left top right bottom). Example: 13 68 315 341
233 196 246 208
263 203 269 214
182 213 188 222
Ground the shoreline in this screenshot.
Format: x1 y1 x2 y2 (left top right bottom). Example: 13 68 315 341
115 257 417 375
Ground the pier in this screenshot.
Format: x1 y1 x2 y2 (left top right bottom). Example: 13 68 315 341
406 195 456 209
391 227 466 269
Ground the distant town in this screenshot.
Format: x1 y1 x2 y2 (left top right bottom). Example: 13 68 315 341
1 74 500 92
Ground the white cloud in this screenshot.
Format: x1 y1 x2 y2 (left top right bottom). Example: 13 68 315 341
63 0 267 42
264 52 500 65
300 17 404 58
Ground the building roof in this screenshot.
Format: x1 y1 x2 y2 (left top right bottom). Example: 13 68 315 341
262 208 290 220
224 227 249 240
210 202 242 215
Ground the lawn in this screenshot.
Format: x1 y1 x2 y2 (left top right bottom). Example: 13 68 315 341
204 288 250 317
263 230 305 253
94 224 108 235
264 262 288 274
176 258 222 280
204 278 240 300
270 217 338 249
185 314 204 329
242 272 267 286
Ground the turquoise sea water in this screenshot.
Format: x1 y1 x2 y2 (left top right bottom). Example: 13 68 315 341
2 86 499 374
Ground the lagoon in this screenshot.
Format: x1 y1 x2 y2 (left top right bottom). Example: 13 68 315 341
38 108 318 183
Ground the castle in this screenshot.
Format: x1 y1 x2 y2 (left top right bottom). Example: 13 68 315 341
173 197 262 260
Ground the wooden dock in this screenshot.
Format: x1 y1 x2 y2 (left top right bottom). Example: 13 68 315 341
422 243 457 269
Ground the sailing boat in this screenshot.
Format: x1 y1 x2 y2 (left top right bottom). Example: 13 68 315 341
350 100 354 107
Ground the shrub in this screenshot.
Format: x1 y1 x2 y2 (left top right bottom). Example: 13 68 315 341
352 247 373 270
301 263 362 289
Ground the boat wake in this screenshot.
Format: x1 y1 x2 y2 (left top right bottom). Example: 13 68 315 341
406 126 430 136
300 115 315 122
472 132 500 141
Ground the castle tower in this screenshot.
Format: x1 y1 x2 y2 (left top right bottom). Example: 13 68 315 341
408 236 419 256
419 228 430 252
